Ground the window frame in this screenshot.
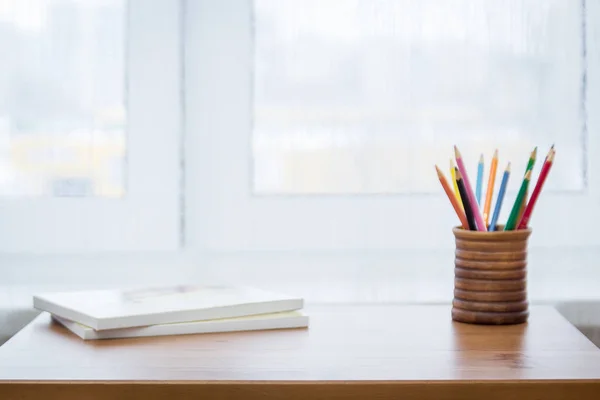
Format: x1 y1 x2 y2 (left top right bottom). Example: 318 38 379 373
186 0 600 252
0 0 182 253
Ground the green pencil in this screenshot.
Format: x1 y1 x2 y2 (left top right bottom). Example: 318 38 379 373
511 147 536 228
525 147 537 173
504 170 532 231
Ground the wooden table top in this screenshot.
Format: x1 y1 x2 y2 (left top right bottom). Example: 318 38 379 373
1 305 599 400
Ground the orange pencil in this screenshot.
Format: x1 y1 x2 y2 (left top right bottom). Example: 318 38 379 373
435 165 469 229
483 149 498 226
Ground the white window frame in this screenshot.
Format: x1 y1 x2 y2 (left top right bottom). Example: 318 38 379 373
186 0 600 252
0 0 182 253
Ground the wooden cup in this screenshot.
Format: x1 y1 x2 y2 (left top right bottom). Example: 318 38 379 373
451 225 532 325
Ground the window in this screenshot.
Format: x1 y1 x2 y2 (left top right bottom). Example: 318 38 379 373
0 1 597 306
0 0 181 252
187 0 600 251
253 0 582 195
0 0 596 254
0 0 126 198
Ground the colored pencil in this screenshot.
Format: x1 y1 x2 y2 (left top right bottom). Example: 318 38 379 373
454 146 486 231
435 165 469 229
488 162 510 231
544 144 554 161
525 147 537 174
517 148 555 229
509 147 536 228
455 167 477 230
516 187 527 224
476 154 484 205
483 149 498 226
504 170 532 230
450 159 463 209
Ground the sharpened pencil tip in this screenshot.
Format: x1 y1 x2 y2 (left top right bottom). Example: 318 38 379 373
506 162 511 172
531 147 537 159
454 146 461 159
435 165 446 179
455 167 462 180
493 149 498 158
479 154 484 163
544 145 555 160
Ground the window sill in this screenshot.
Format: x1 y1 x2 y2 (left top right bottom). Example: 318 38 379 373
1 246 599 311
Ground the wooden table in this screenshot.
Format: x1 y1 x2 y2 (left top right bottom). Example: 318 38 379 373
1 305 599 399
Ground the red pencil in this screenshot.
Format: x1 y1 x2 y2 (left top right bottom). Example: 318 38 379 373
517 148 555 229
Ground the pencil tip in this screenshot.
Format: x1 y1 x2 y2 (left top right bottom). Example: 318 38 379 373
455 168 462 179
454 146 461 158
493 149 498 158
531 147 537 158
479 154 484 163
506 162 511 172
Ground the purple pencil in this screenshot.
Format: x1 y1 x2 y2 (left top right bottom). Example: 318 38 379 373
454 146 486 231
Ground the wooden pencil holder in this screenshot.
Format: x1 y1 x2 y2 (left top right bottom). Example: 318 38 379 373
451 225 532 325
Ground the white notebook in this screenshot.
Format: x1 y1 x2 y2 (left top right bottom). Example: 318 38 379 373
33 285 303 330
52 311 309 340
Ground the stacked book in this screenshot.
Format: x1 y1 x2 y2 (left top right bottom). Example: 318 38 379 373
32 285 308 340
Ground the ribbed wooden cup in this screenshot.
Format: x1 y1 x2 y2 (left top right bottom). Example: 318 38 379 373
451 225 532 325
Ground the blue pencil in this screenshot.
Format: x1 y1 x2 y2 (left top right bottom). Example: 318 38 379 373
476 154 484 205
488 162 511 231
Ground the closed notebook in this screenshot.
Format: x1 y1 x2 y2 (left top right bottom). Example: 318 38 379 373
33 285 303 330
52 310 309 340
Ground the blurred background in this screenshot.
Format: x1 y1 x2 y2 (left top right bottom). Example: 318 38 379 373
253 0 582 194
0 0 585 198
0 0 598 347
0 0 124 198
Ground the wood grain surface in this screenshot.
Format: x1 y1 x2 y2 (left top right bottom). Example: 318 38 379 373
1 305 599 400
452 226 532 324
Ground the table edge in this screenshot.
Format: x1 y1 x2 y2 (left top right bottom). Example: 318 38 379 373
2 379 600 384
2 380 600 400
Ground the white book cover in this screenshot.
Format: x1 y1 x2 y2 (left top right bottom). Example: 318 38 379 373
52 311 309 340
33 285 304 330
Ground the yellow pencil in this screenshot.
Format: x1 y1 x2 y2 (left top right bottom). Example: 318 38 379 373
450 159 463 209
